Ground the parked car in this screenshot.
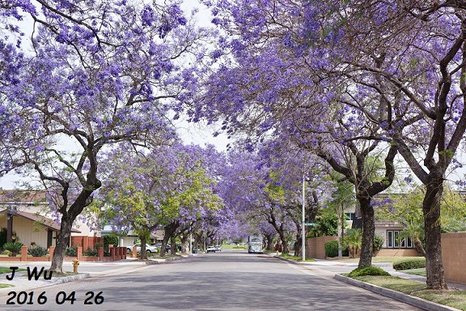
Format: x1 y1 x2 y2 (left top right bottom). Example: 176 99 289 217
214 245 222 252
127 244 158 254
206 245 217 253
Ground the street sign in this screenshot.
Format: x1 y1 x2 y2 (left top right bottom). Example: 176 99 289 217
304 223 316 226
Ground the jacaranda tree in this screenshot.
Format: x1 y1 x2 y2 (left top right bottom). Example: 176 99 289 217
0 1 210 272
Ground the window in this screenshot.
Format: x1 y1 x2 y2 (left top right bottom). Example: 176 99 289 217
407 237 413 248
386 230 414 249
387 231 393 248
345 212 356 220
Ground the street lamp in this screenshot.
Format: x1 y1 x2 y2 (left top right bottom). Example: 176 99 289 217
302 174 306 262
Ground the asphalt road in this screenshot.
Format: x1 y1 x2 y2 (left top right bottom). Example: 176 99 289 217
0 251 421 311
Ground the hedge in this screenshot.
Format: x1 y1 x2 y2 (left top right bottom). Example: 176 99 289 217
348 266 391 277
393 257 426 270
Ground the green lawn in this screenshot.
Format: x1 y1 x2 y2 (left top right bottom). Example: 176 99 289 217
400 268 426 277
280 254 315 262
221 244 246 250
336 256 423 264
353 275 466 310
0 267 26 274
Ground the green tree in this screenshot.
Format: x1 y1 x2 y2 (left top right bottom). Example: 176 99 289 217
376 186 466 257
327 174 355 257
308 208 338 237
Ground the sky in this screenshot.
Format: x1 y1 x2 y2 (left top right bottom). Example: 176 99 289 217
0 0 232 189
1 1 466 191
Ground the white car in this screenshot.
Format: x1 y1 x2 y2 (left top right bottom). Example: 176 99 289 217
206 246 217 253
127 244 158 254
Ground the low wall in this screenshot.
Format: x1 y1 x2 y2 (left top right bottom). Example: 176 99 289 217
442 232 466 285
0 246 126 262
376 249 420 257
306 236 338 259
71 236 103 250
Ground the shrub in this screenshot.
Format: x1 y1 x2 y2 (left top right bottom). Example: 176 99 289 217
3 242 23 256
393 257 426 270
325 240 349 257
28 246 48 257
325 240 339 257
103 234 119 252
83 248 98 257
343 229 362 257
348 266 391 277
1 250 11 256
373 235 384 253
65 247 77 257
0 228 7 249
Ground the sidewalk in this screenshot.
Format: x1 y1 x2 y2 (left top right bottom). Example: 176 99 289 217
275 255 465 311
0 257 188 293
278 256 466 290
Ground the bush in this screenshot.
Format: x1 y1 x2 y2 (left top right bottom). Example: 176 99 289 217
373 235 384 253
0 228 7 249
325 240 339 257
1 250 11 256
3 242 23 256
343 229 362 257
83 248 98 257
393 257 426 270
348 266 391 277
28 246 48 257
65 247 77 257
325 240 349 257
103 234 119 252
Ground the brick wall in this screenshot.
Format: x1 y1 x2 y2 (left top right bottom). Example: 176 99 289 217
71 236 102 250
442 232 466 284
306 236 338 259
376 249 420 257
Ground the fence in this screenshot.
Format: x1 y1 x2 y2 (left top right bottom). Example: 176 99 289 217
0 245 126 262
305 236 338 259
442 232 466 284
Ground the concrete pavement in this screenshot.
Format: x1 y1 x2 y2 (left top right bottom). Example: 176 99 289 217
0 251 422 310
0 259 163 292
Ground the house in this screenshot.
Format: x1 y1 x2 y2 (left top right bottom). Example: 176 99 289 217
101 225 164 247
0 190 100 250
348 193 419 256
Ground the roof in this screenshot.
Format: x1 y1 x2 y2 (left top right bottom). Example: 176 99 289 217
375 220 404 229
0 209 81 233
0 190 48 205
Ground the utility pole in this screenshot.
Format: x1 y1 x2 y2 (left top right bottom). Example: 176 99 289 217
302 174 306 262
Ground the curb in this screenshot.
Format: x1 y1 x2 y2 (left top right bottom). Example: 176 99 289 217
273 255 314 266
273 255 299 264
334 274 460 311
51 273 90 284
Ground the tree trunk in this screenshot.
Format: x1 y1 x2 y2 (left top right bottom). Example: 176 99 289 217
140 235 147 259
265 233 274 251
180 235 188 254
294 234 302 257
50 215 72 273
423 177 447 289
358 198 374 268
160 222 178 257
170 235 176 255
278 228 288 254
414 237 426 257
160 235 170 257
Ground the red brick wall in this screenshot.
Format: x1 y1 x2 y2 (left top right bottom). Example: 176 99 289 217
306 236 338 259
442 232 466 285
71 236 102 250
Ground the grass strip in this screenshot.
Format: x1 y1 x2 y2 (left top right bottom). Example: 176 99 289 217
400 268 426 277
280 254 315 262
353 275 466 311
